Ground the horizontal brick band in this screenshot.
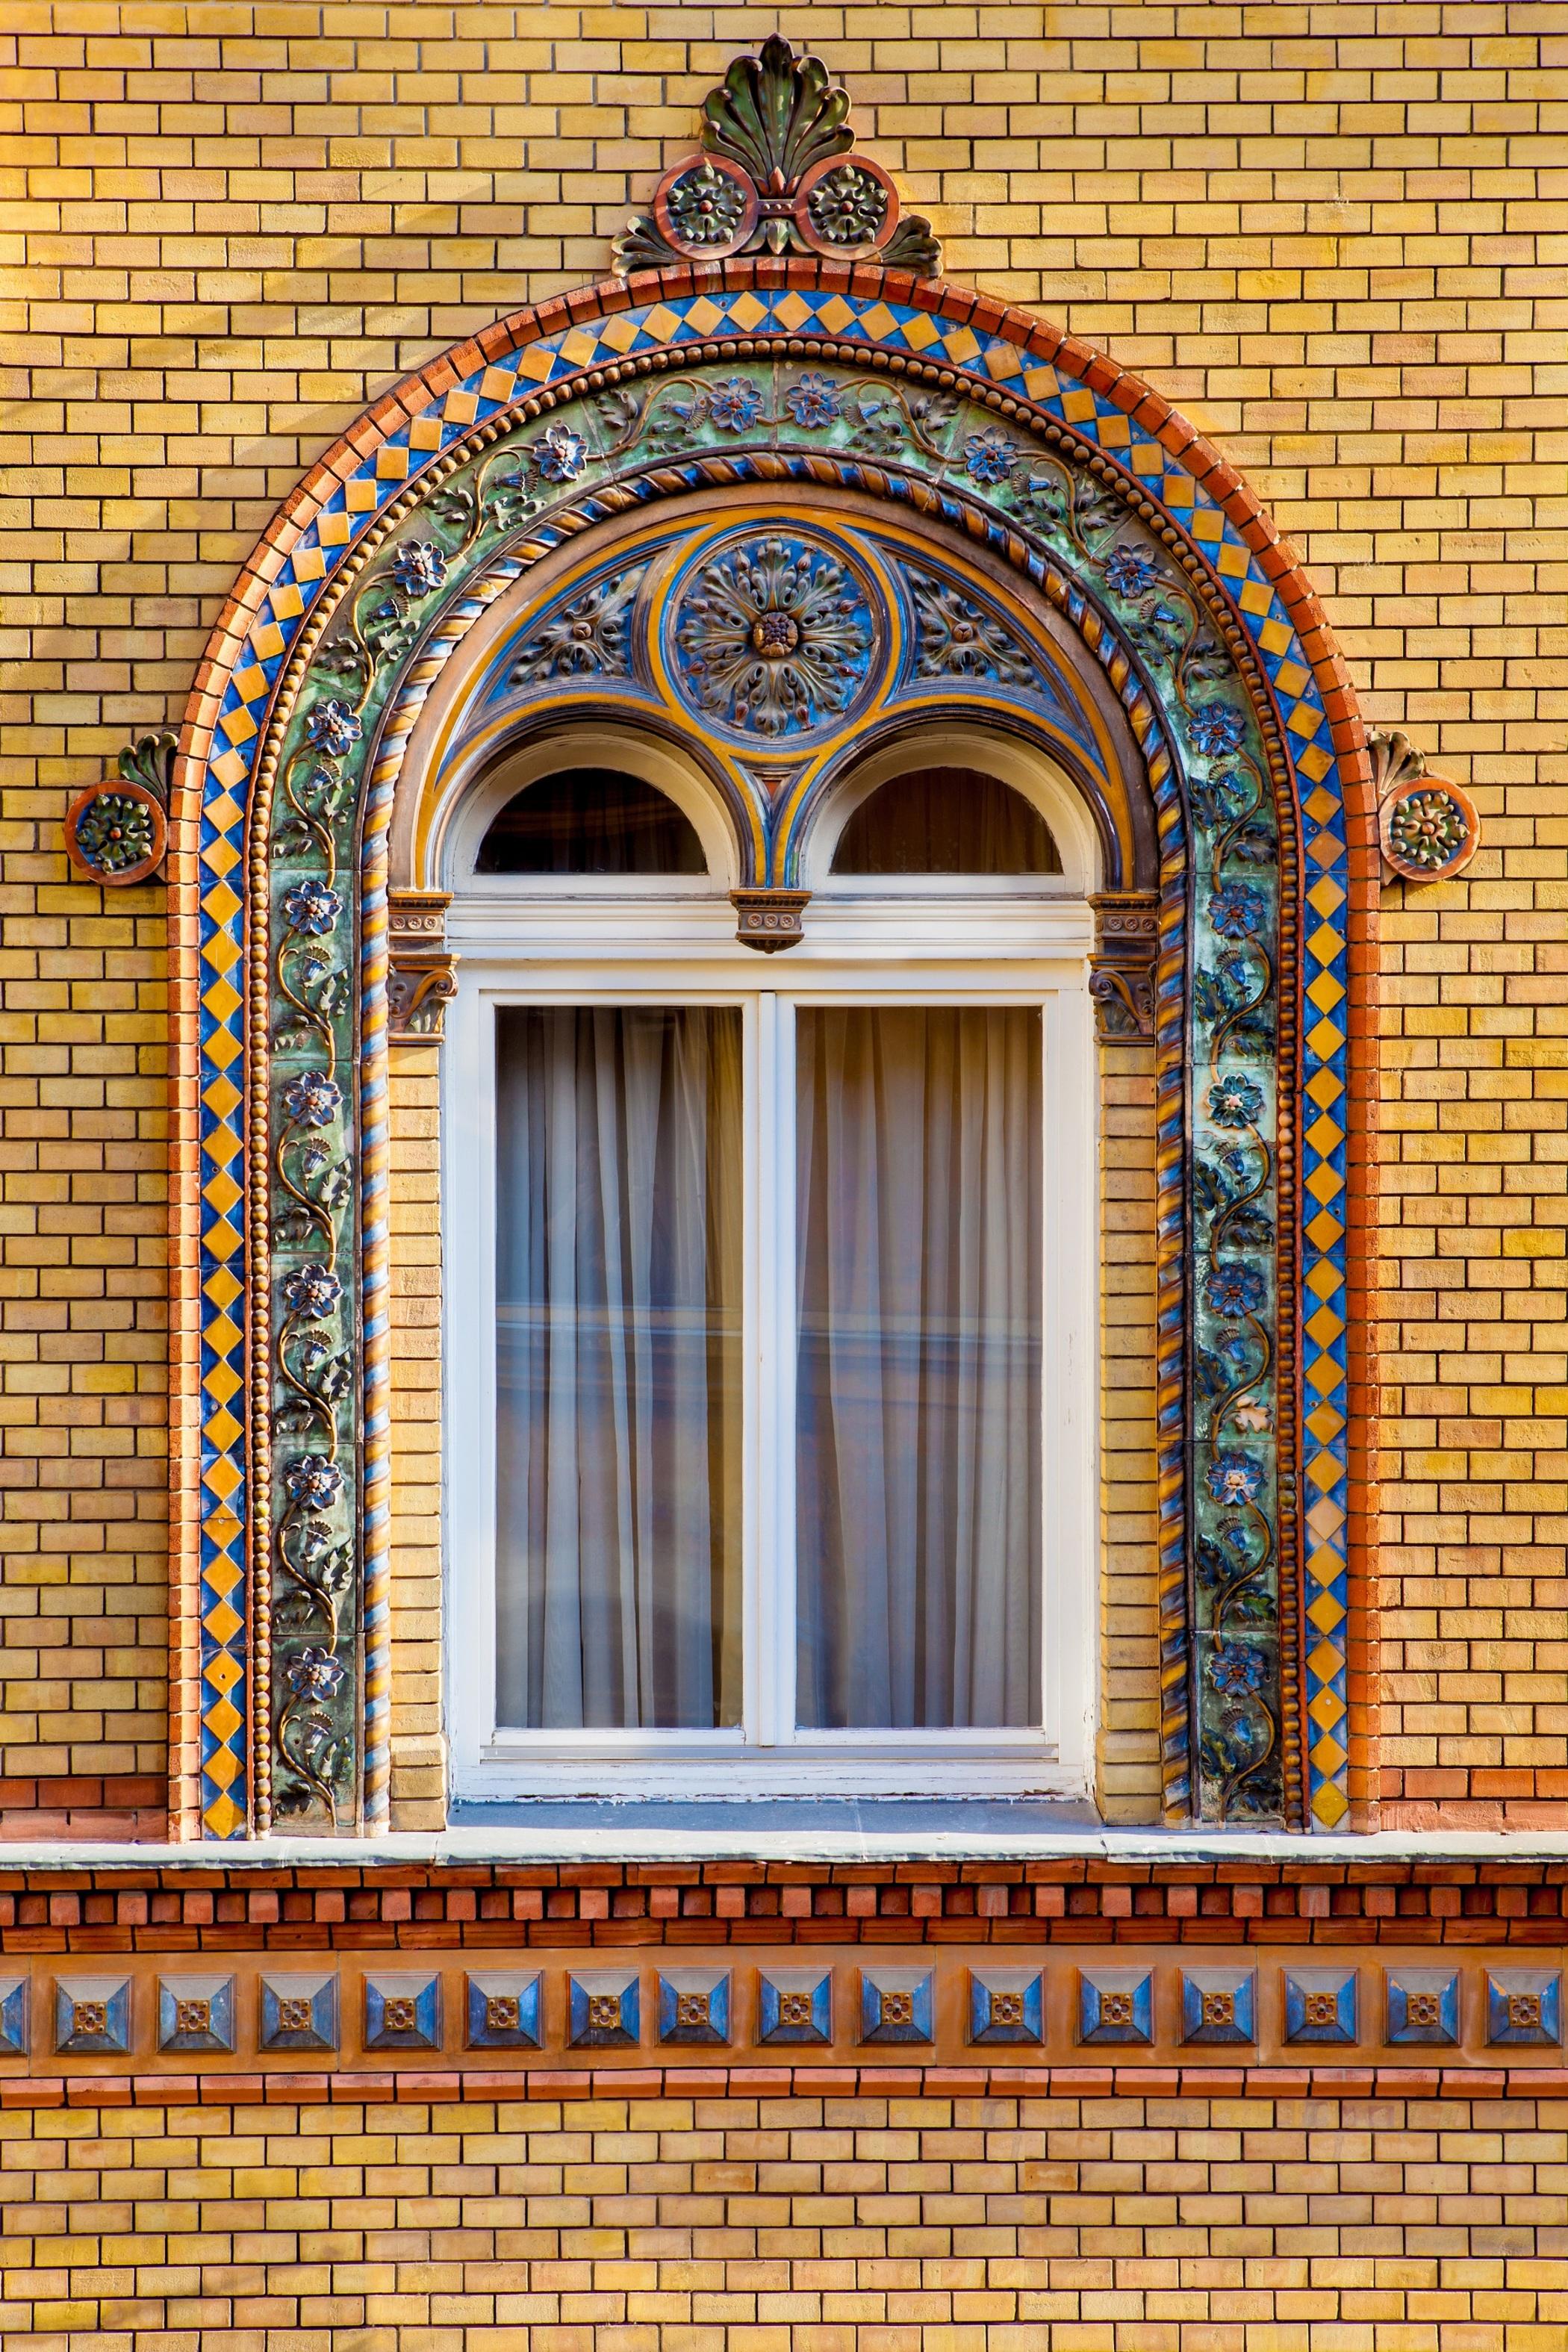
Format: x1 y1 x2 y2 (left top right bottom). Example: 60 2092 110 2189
0 2062 1557 2109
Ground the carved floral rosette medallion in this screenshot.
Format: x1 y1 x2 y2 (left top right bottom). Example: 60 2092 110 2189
172 237 1367 1841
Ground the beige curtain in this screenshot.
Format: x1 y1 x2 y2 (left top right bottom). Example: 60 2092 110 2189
794 1006 1042 1728
494 1005 743 1729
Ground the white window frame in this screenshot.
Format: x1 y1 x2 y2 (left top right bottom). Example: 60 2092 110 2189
443 885 1098 1802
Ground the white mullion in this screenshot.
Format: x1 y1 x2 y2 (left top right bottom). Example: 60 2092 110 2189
751 991 779 1745
751 991 797 1748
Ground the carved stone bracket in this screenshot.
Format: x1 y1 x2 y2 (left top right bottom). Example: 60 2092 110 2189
1369 728 1480 883
732 888 811 953
388 891 458 1039
1089 892 1159 1042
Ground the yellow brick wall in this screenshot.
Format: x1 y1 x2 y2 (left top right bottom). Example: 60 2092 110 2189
2 2089 1565 2346
6 2 1566 1824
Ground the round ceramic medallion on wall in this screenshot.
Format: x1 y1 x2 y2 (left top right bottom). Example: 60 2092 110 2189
791 153 901 258
651 155 761 261
63 779 167 884
1378 775 1480 883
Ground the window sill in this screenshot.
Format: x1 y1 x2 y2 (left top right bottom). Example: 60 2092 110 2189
14 1805 1568 1867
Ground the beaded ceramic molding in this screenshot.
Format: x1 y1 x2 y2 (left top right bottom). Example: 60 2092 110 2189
152 39 1387 1845
1 1951 1562 2081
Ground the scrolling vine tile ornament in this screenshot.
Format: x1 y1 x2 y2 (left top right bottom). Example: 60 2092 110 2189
175 34 1372 1841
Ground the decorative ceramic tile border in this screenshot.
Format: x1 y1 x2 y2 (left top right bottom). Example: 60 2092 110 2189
1 1951 1564 2083
168 256 1378 1842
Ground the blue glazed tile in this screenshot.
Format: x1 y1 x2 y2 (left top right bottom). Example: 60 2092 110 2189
464 1971 542 2050
1486 1971 1561 2047
0 1977 28 2058
54 1977 132 2056
1282 1967 1357 2045
1077 1969 1152 2047
757 1967 833 2046
658 1970 730 2046
1386 1970 1460 2047
1180 1968 1256 2046
259 1973 338 2053
158 1975 235 2054
364 1973 443 2053
968 1969 1044 2046
859 1969 934 2045
567 1971 640 2049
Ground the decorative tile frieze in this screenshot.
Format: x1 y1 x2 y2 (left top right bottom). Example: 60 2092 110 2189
157 1975 236 2054
2 1953 1567 2076
54 1977 132 2055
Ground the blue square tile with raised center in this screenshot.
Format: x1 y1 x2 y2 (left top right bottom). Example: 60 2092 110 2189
659 1969 731 2045
1282 1967 1357 2045
364 1973 443 2053
568 1971 641 2049
1180 1968 1256 2046
968 1968 1043 2045
464 1971 543 2050
1487 1971 1561 2047
1386 1970 1460 2047
758 1967 833 2045
1077 1969 1152 2047
55 1977 132 2056
859 1968 934 2044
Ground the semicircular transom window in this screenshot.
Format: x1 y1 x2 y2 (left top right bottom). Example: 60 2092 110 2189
831 765 1063 877
476 767 708 876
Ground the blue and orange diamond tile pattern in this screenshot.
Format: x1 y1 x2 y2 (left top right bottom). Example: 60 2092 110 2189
192 279 1354 1836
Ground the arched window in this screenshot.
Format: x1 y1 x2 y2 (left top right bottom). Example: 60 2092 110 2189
445 739 1097 1800
476 767 707 876
831 765 1062 876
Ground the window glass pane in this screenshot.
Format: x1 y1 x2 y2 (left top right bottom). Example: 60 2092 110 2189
495 1005 743 1727
831 767 1061 875
477 768 707 874
795 1006 1043 1729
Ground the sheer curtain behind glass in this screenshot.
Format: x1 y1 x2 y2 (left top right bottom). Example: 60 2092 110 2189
795 1007 1042 1728
494 1005 742 1729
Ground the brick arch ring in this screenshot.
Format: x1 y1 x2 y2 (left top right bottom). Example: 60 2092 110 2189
167 258 1378 1842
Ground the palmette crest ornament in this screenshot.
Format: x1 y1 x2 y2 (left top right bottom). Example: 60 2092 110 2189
615 36 940 278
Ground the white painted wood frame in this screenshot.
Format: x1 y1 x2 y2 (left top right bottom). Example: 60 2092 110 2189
444 892 1098 1800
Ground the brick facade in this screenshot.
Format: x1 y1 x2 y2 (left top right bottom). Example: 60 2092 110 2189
4 4 1567 2335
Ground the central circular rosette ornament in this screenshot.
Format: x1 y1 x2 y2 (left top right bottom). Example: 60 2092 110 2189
671 532 880 738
